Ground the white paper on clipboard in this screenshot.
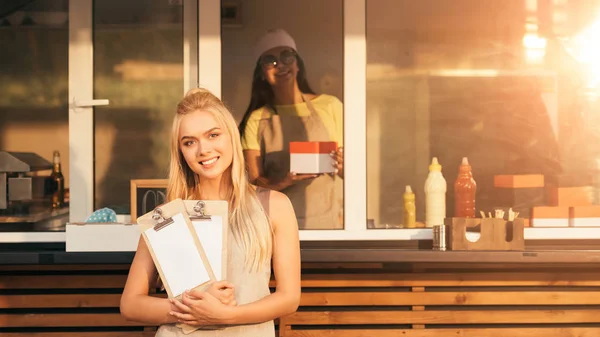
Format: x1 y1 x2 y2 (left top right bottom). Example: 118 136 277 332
191 216 224 280
143 212 211 297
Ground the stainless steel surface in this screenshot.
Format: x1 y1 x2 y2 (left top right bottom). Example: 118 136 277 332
0 205 68 224
432 224 447 251
8 177 32 201
31 176 48 199
0 204 68 233
0 151 52 172
0 151 53 210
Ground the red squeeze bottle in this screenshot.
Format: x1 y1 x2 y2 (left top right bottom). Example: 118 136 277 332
454 157 477 217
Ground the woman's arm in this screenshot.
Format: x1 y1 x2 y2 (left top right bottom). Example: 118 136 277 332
120 238 180 325
244 150 316 191
227 191 301 323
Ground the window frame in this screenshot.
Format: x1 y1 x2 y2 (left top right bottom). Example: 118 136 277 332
68 0 421 241
64 0 600 242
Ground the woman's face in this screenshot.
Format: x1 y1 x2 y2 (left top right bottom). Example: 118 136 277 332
259 46 299 87
178 110 233 181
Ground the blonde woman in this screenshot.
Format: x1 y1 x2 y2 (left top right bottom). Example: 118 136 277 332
120 88 301 337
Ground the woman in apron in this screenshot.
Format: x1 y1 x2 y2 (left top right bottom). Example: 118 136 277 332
239 28 344 230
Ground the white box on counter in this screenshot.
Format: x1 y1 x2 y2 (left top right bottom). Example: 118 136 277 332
66 222 140 252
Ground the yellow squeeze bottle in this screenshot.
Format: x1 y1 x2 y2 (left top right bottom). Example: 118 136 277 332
403 185 416 228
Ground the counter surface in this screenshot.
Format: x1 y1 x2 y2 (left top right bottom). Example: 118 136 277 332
3 246 600 265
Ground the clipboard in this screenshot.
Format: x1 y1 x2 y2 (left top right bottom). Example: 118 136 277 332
177 200 229 335
137 198 216 300
183 200 229 281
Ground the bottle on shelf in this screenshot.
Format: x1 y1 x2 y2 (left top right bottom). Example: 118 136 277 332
425 157 447 228
403 185 416 228
51 150 65 209
454 157 477 217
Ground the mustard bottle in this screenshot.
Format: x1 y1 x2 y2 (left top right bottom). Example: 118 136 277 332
403 185 416 228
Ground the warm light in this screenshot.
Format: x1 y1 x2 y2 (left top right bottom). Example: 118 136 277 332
523 33 547 50
523 32 547 64
565 21 600 89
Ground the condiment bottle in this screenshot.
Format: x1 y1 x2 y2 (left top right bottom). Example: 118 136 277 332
51 150 65 209
403 185 416 228
425 157 447 228
454 157 477 217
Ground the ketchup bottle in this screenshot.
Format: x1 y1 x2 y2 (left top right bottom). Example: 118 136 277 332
454 157 477 218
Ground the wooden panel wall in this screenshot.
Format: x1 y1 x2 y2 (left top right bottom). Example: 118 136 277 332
3 263 600 337
0 264 155 337
280 268 600 337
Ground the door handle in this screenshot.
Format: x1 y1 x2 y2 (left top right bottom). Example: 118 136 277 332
71 98 110 108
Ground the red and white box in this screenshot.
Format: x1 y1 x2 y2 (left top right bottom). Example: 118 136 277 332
569 206 600 227
530 206 569 227
289 141 337 174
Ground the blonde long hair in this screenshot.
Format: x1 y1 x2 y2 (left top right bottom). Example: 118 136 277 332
167 88 272 271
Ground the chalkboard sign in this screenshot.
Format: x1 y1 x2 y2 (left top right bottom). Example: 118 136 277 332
130 179 168 220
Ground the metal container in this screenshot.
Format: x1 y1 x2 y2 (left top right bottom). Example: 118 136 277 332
432 224 447 251
0 151 53 210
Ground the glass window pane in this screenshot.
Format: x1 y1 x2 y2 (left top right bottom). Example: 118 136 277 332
367 0 598 228
0 0 69 223
221 0 344 230
93 0 183 213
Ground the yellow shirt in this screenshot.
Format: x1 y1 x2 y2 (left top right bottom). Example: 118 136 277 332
241 94 344 151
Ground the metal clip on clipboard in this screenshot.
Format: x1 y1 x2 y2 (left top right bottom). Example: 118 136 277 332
152 207 174 231
189 201 212 221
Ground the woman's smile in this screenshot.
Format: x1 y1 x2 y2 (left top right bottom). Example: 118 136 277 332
199 156 219 168
275 69 291 77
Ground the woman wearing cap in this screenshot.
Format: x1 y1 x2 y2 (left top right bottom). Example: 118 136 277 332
239 29 344 230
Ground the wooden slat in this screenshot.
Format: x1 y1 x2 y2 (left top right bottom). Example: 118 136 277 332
407 262 600 272
300 291 600 306
299 273 600 287
0 333 155 337
286 327 600 337
300 248 600 264
0 265 130 271
411 286 425 329
0 294 121 308
5 272 600 289
279 315 292 337
0 313 145 327
301 263 384 269
0 275 127 289
0 294 167 309
286 310 600 325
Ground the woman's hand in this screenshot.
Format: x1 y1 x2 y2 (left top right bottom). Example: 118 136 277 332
331 147 344 178
244 149 320 191
205 280 236 306
278 171 318 190
169 289 235 326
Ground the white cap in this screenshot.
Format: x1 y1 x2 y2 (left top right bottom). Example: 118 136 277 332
253 28 297 61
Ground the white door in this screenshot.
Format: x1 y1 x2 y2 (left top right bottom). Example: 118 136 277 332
68 0 220 222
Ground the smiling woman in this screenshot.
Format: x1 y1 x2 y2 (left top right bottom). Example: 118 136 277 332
120 88 301 337
238 29 345 231
178 120 233 183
